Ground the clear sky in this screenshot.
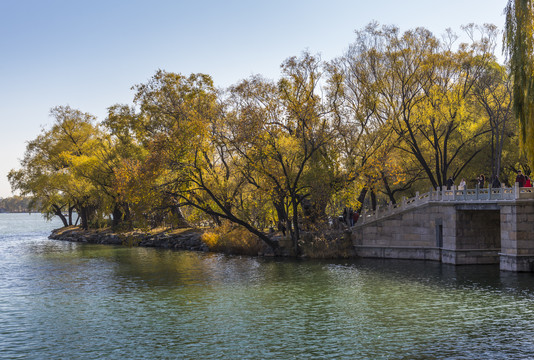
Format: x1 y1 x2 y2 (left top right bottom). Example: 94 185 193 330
0 0 509 198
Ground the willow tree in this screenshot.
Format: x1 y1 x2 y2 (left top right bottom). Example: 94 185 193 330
8 106 105 229
331 24 421 208
471 61 513 180
225 52 338 254
120 71 216 228
505 0 534 169
418 25 497 188
339 23 500 196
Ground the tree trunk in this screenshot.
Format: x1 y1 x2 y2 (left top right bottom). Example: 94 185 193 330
112 205 123 228
381 175 397 204
273 200 288 235
170 205 189 228
52 204 68 227
291 194 300 256
68 205 75 226
371 191 377 211
356 187 368 212
79 206 89 230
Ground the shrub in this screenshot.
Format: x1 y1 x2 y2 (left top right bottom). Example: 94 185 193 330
201 222 264 256
300 231 353 259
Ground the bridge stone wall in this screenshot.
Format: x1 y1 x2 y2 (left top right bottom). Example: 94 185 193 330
500 201 534 271
353 202 501 264
442 209 501 265
353 202 449 262
352 186 534 271
455 210 500 249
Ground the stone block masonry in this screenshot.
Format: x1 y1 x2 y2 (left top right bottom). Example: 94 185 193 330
353 186 534 272
499 202 534 271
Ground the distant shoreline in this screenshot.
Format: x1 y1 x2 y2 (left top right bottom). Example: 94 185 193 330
0 211 42 214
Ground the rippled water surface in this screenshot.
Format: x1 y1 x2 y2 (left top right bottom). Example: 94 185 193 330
2 213 534 359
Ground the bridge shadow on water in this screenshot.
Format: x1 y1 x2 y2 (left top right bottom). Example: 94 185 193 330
345 257 534 296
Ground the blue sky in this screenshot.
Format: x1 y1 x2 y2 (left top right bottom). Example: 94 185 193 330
0 0 509 197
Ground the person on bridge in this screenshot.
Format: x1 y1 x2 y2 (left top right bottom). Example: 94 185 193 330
477 174 485 188
526 176 532 187
446 177 454 190
352 210 359 225
491 176 501 188
343 207 352 226
458 178 466 190
516 170 526 187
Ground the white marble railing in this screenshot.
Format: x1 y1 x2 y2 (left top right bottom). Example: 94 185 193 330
359 183 534 225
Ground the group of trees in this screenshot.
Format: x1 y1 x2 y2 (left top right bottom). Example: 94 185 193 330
0 196 33 213
9 22 528 254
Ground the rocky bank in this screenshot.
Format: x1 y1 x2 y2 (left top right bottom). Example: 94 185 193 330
49 226 209 252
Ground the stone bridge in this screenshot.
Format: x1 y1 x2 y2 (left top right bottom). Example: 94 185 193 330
352 185 534 272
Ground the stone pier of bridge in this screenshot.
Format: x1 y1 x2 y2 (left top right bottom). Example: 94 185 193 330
352 185 534 272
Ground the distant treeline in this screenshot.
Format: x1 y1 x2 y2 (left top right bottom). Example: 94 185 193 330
0 196 34 213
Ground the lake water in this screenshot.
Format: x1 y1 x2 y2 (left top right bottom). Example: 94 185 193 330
1 213 534 359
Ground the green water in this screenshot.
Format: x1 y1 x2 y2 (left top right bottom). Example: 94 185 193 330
1 213 534 359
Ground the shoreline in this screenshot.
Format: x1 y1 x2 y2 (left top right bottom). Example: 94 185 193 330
49 226 354 258
49 226 209 252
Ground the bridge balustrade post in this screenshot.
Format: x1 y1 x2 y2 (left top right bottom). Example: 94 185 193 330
507 185 512 200
476 185 479 200
443 186 450 201
515 182 520 199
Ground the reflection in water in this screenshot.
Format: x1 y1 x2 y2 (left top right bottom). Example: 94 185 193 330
1 213 534 359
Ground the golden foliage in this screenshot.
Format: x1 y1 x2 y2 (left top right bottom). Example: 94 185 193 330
201 222 264 256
